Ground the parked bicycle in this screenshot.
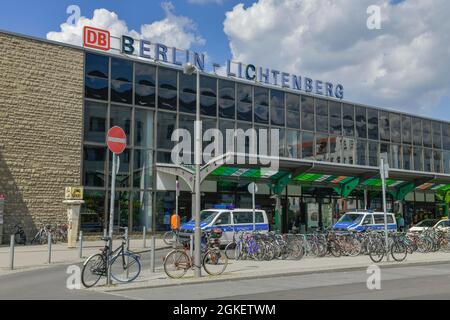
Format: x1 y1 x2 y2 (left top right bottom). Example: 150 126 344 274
81 229 141 288
30 224 56 245
163 228 180 246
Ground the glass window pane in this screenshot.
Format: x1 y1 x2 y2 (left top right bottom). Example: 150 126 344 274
109 149 131 188
135 85 155 107
329 136 341 163
434 150 442 173
422 120 432 148
443 123 450 150
315 99 328 133
133 149 153 189
413 147 423 171
367 109 378 140
135 109 154 148
159 68 177 91
179 114 195 159
286 130 300 158
424 148 432 172
301 131 314 159
315 134 328 161
390 113 401 143
329 102 342 135
390 144 400 169
379 111 390 142
157 112 176 150
135 63 156 86
255 87 269 126
432 121 442 149
368 141 378 166
220 120 235 153
83 146 106 187
111 58 132 82
132 191 152 231
157 151 173 164
200 96 216 117
84 102 107 143
237 84 252 122
85 53 109 78
159 88 177 111
111 80 132 104
219 80 235 119
443 151 450 174
342 137 355 164
286 93 300 111
85 76 108 100
402 116 412 144
201 76 216 97
202 118 217 157
81 190 106 232
180 73 196 94
255 105 269 124
403 145 412 170
286 93 300 129
413 118 422 146
355 107 367 138
356 140 367 165
343 104 354 136
110 105 132 145
301 96 314 131
109 191 130 228
278 128 286 157
271 90 285 126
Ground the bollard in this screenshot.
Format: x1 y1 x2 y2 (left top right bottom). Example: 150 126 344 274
150 236 156 273
48 233 52 264
79 231 83 259
189 234 194 258
143 226 147 248
9 235 15 270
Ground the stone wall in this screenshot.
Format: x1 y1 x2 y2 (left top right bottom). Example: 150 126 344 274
0 31 84 241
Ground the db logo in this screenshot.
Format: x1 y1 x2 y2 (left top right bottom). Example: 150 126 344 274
83 26 110 51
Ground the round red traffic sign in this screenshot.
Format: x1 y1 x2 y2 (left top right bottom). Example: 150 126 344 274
107 126 127 154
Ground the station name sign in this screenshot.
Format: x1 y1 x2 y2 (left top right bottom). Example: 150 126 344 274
83 26 344 99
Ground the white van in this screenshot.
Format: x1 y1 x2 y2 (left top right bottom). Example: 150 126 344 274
179 206 269 244
333 210 397 232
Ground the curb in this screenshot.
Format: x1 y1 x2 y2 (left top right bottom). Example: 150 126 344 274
100 258 450 293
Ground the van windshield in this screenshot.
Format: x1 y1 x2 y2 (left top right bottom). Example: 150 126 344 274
338 213 364 224
415 219 439 227
199 210 220 224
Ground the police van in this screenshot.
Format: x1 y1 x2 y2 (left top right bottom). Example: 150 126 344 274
179 205 269 244
333 210 397 232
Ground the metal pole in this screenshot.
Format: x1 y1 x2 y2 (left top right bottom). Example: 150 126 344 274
252 183 256 231
194 67 202 278
150 236 155 273
107 153 117 285
103 229 107 238
125 227 129 279
48 233 52 264
79 231 83 259
9 235 14 270
380 158 389 261
143 226 147 248
190 234 194 258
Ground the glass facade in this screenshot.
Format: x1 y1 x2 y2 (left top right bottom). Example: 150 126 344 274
82 52 450 232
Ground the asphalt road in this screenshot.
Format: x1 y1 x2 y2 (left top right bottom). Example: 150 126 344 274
2 259 450 300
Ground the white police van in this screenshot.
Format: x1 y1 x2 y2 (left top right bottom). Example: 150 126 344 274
179 205 269 244
333 210 397 232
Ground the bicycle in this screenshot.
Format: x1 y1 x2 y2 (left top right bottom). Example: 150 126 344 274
368 232 407 263
163 228 180 246
163 230 228 279
81 231 141 288
11 224 27 245
30 224 56 245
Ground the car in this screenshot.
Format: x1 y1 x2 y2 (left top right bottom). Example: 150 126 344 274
333 210 397 232
179 205 269 244
409 218 450 233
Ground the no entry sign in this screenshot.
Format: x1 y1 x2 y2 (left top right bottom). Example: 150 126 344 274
107 126 126 154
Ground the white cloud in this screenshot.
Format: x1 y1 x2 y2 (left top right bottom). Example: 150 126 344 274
47 2 205 50
223 0 450 115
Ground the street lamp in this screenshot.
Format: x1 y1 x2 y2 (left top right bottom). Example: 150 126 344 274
183 62 202 278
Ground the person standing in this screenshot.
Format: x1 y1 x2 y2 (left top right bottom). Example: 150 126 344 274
397 214 405 232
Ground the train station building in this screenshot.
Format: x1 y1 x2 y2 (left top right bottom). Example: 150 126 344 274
1 28 450 239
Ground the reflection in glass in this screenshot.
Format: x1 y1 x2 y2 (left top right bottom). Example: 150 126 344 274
343 104 354 136
237 84 252 121
413 118 422 146
286 130 300 158
390 144 400 169
135 63 156 86
81 190 106 232
135 109 154 148
111 80 132 104
111 58 133 82
402 116 412 144
133 149 153 189
84 102 107 143
390 113 401 143
329 136 341 163
110 191 129 228
200 96 216 117
443 151 450 173
85 53 109 78
443 124 450 150
286 93 300 129
301 131 314 159
180 73 196 94
135 85 155 107
132 191 152 231
110 105 132 144
413 147 423 171
356 140 367 165
278 128 286 157
301 96 314 131
424 148 432 171
367 109 378 140
83 147 106 187
219 80 235 119
355 107 367 138
379 111 390 142
434 150 442 173
220 120 235 153
432 122 442 149
403 145 412 170
329 102 342 135
85 76 108 100
368 141 378 166
159 68 177 90
342 137 355 164
315 134 328 161
109 149 131 188
159 88 177 111
422 120 432 148
316 99 328 133
255 105 269 124
157 112 176 149
179 92 196 114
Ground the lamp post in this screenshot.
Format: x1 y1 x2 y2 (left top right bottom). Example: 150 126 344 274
183 62 201 278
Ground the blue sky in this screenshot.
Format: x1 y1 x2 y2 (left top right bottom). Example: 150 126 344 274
0 0 448 120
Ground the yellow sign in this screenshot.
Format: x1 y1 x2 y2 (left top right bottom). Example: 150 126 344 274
65 187 84 200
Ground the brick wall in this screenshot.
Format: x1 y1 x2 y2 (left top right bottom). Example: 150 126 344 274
0 31 84 241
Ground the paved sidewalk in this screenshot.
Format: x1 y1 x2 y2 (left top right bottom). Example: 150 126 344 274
94 251 450 293
0 239 170 275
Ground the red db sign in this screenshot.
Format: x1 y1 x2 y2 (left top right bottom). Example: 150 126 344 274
83 26 110 51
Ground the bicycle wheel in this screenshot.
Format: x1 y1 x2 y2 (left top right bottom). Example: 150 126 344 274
164 250 190 279
391 242 407 262
417 237 433 253
163 231 175 245
203 249 228 276
329 241 341 258
81 254 106 288
110 252 141 283
224 242 236 260
368 242 385 263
